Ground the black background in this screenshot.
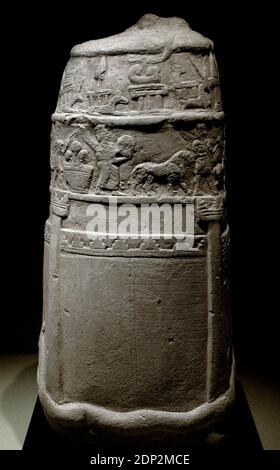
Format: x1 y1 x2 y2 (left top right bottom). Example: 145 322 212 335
1 2 278 378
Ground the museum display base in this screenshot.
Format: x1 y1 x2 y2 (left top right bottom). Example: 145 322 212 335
22 382 263 465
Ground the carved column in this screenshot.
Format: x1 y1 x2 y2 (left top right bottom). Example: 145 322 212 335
38 14 234 442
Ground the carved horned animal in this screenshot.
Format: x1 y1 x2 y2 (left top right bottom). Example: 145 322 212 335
95 95 128 115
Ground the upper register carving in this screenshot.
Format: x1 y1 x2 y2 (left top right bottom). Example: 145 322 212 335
56 14 222 115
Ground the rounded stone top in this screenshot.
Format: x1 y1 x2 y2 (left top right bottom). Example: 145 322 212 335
71 14 213 58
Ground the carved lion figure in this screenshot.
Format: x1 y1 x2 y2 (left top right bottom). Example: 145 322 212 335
130 150 194 192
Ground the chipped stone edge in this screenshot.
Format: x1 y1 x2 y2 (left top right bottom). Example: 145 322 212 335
38 333 235 436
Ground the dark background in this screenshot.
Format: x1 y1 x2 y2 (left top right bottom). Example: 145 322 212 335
2 3 277 377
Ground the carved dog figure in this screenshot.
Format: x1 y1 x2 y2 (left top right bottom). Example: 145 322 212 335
130 150 194 191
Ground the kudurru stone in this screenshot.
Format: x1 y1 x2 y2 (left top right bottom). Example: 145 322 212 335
38 14 234 443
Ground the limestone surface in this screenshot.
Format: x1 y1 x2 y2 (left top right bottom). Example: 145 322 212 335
38 14 234 443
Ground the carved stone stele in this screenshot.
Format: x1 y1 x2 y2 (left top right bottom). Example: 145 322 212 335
38 14 234 443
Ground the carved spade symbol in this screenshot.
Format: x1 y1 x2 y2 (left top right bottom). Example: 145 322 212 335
94 55 107 81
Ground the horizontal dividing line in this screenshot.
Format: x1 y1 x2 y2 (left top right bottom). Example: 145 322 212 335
62 230 198 238
51 189 221 206
52 110 224 126
60 248 206 258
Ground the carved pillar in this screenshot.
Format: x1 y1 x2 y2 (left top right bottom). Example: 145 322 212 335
38 14 234 443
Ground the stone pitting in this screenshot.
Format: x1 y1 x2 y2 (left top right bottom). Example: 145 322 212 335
38 14 234 443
